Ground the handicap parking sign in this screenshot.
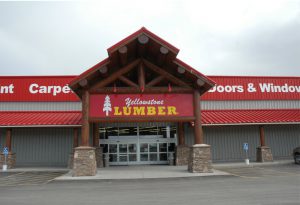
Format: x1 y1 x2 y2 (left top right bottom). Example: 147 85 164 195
243 143 249 151
3 147 9 155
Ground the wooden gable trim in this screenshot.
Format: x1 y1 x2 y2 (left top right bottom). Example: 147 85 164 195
118 75 139 88
142 59 192 88
146 75 165 87
90 59 140 91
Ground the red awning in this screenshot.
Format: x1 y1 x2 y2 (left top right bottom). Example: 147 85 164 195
202 109 300 125
0 109 299 127
0 111 81 127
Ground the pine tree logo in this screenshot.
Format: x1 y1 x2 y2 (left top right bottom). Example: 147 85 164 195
103 95 112 116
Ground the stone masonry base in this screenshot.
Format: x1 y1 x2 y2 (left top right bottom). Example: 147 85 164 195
73 146 97 176
175 145 190 166
188 144 213 173
256 146 273 162
0 153 16 169
95 147 104 168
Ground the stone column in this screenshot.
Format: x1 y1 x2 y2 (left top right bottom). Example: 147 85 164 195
175 145 190 165
188 144 213 173
73 147 97 176
72 90 97 176
256 126 273 162
187 91 212 173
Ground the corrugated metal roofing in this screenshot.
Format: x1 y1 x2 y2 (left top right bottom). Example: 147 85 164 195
0 109 299 127
0 111 81 127
202 109 300 125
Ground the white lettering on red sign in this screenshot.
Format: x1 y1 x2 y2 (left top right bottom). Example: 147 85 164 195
208 83 300 93
125 97 164 107
259 83 300 93
0 84 14 94
29 83 72 96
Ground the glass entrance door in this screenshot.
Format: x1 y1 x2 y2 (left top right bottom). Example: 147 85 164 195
108 143 138 165
101 124 177 165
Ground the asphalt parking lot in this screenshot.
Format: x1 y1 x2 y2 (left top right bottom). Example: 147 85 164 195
0 171 67 186
217 163 300 179
0 163 298 186
0 163 299 205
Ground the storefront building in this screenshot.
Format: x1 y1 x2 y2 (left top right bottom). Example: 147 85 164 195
0 28 299 176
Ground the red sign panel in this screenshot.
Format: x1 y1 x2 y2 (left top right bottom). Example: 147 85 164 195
89 94 194 118
202 76 300 100
1 76 299 102
0 76 79 102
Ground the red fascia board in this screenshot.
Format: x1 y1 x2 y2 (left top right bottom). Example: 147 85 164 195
107 27 180 55
174 58 216 86
69 58 109 87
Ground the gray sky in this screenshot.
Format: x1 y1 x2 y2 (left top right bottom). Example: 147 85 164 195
0 0 299 76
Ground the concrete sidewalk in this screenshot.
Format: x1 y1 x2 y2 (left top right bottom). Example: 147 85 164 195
1 159 294 181
55 166 230 181
55 159 294 181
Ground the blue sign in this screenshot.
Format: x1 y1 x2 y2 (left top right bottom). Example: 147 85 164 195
3 147 9 155
243 143 249 151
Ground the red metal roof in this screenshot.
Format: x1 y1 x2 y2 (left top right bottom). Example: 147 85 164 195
0 109 299 127
0 111 81 127
202 109 300 125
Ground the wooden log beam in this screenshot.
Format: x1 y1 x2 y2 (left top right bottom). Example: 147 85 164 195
146 75 165 87
98 66 108 75
178 122 185 145
177 66 185 74
118 46 128 66
89 116 196 123
197 78 205 86
157 46 169 66
81 90 90 146
90 59 140 90
79 79 88 88
137 34 149 57
91 86 193 94
138 62 145 91
73 128 79 148
193 90 203 144
143 59 191 88
118 75 139 88
259 125 266 146
93 123 99 147
5 128 12 152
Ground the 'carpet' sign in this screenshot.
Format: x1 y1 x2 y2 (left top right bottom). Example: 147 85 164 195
89 94 194 118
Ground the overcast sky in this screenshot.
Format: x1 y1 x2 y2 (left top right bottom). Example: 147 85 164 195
0 0 299 77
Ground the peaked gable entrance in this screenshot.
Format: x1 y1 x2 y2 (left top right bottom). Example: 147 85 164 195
69 28 215 176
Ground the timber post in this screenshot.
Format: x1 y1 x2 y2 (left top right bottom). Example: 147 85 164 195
256 125 273 162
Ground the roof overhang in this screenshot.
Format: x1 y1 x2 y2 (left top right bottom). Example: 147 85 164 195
69 27 216 97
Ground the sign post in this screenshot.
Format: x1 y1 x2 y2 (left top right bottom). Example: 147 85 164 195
2 147 9 171
243 143 250 165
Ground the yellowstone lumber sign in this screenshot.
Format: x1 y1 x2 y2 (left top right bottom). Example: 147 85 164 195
89 94 194 119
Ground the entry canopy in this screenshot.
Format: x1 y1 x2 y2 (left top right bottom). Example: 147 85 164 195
69 27 215 97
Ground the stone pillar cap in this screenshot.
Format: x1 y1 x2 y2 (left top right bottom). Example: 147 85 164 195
192 144 211 148
74 146 96 150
